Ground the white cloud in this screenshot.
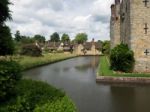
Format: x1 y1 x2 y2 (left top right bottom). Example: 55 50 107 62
7 0 115 41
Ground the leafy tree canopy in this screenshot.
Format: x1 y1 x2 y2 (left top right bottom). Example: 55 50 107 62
50 32 60 42
61 33 70 42
0 0 12 25
34 34 45 43
75 33 88 44
0 26 14 56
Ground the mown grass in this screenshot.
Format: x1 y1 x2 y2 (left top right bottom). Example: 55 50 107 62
13 53 76 70
98 56 113 76
99 56 150 77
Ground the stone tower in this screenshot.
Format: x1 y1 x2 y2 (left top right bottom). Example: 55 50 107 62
110 0 150 73
110 0 121 48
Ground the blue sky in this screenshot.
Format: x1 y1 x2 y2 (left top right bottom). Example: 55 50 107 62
7 0 114 41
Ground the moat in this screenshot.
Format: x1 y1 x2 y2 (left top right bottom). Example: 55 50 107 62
24 56 150 112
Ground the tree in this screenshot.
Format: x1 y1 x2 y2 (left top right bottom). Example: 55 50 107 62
75 33 88 44
50 32 60 42
110 43 135 72
21 44 42 57
20 36 34 44
102 41 110 55
61 33 70 42
0 0 12 25
0 26 14 56
14 30 22 42
34 34 45 43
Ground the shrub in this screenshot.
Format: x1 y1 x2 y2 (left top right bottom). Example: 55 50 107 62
21 44 42 57
0 60 22 101
110 43 135 72
0 80 76 112
34 96 77 112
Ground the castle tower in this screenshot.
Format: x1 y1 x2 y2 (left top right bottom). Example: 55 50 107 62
119 0 150 73
110 0 121 48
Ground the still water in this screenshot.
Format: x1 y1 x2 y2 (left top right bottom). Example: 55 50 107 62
24 56 150 112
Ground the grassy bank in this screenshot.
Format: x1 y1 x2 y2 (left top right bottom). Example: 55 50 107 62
14 53 76 70
0 79 77 112
98 56 150 77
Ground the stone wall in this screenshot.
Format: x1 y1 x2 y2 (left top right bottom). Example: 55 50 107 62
111 0 150 73
129 0 150 72
110 4 121 48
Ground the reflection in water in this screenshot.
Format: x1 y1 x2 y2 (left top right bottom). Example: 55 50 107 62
24 56 150 112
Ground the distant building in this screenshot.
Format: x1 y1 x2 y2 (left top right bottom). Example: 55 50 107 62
74 39 102 56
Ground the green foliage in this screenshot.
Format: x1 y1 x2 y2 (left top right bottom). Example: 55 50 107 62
18 53 76 70
0 0 12 25
0 26 14 56
110 43 135 72
50 32 60 42
34 96 76 112
7 96 31 112
0 60 22 101
21 44 42 57
20 36 34 44
75 33 88 44
14 30 22 42
61 33 70 42
33 34 45 43
102 41 110 55
0 80 76 112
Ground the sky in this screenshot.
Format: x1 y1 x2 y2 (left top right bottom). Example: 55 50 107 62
7 0 114 41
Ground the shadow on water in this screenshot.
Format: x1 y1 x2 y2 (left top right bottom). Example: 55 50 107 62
24 56 150 112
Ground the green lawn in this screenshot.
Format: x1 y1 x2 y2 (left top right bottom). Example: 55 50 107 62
98 56 150 77
13 53 76 70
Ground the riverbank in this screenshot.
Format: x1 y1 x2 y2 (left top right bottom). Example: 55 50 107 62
0 79 76 112
97 56 150 84
15 53 77 70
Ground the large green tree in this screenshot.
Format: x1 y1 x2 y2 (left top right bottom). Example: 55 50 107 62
50 32 60 42
75 33 88 44
34 34 45 43
61 33 70 42
0 0 11 25
0 26 14 55
0 0 14 56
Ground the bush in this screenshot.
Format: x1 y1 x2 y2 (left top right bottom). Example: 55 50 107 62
0 60 22 101
21 44 42 57
34 96 76 112
0 80 76 112
110 43 135 72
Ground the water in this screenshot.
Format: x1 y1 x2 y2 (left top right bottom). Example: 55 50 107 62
24 56 150 112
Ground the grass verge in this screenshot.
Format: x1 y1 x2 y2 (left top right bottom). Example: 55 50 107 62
98 56 150 77
13 53 76 70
